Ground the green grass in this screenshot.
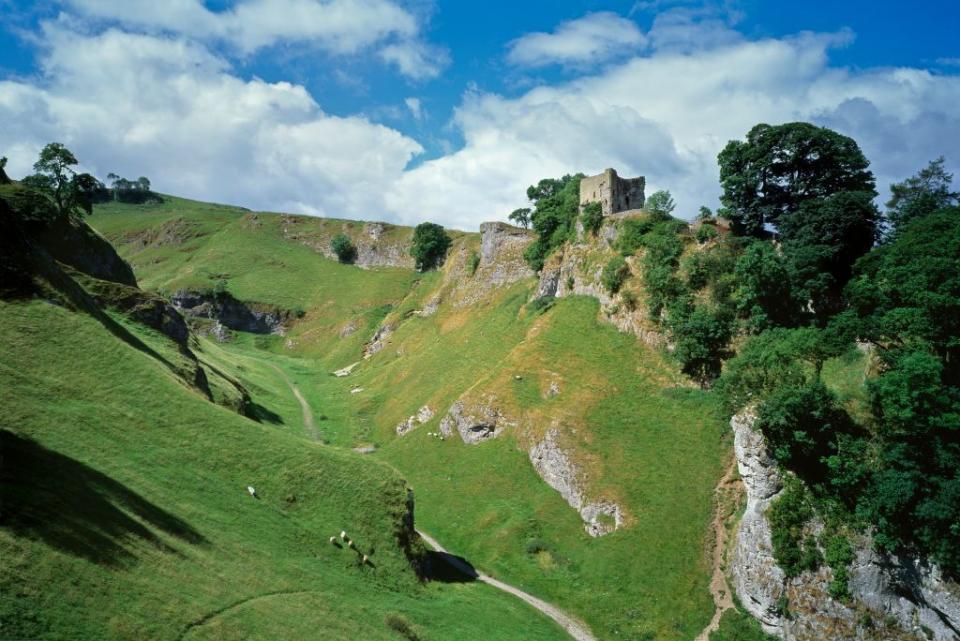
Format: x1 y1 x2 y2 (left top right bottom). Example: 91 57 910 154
709 608 777 641
82 196 736 640
0 296 570 641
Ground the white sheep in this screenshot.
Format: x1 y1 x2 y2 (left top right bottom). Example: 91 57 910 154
347 540 355 549
246 485 257 498
361 554 369 564
329 536 337 544
340 530 348 540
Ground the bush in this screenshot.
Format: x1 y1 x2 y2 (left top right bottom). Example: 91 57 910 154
695 224 718 244
768 477 822 577
822 533 855 600
580 201 603 236
468 250 480 275
330 233 356 263
601 256 630 293
410 222 452 270
621 289 638 311
668 305 733 384
522 174 583 271
616 218 654 255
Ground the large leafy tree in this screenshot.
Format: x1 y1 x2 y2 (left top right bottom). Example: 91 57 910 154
522 174 583 271
885 157 958 237
718 122 876 237
409 222 452 271
21 143 101 219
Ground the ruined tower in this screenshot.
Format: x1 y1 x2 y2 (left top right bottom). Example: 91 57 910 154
579 168 646 215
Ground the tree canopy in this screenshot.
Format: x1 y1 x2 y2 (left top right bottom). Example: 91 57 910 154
22 143 101 220
521 174 583 271
410 222 452 271
885 157 958 237
718 122 876 237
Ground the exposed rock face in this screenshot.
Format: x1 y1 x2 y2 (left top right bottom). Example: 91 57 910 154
363 323 394 358
396 405 435 436
438 398 514 444
528 429 623 537
478 222 535 286
355 223 414 269
171 290 287 335
730 412 960 641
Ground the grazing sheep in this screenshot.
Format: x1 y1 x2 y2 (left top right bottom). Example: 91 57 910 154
246 486 257 498
329 536 337 544
347 540 355 549
340 530 347 540
361 555 369 564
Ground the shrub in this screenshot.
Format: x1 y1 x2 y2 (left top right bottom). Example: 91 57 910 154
522 174 583 271
580 201 603 236
616 218 654 255
621 289 638 311
695 224 719 244
822 533 855 600
601 256 630 293
410 222 452 270
768 477 821 577
468 250 480 275
668 305 734 384
330 233 356 263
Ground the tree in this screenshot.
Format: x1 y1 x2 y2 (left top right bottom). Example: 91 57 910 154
668 304 733 384
330 233 356 263
25 143 100 219
410 222 451 270
733 240 800 330
521 174 583 271
580 201 603 236
696 205 714 222
718 122 876 237
0 157 9 184
508 207 531 228
885 157 958 236
780 190 880 319
646 189 676 219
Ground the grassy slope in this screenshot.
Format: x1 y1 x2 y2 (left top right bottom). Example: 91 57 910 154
88 201 730 640
0 295 570 641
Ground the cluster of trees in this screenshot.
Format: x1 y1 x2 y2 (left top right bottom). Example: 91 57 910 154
330 233 356 263
10 143 161 222
104 173 160 204
711 124 960 578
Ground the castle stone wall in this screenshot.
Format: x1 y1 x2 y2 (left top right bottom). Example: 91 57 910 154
579 168 645 215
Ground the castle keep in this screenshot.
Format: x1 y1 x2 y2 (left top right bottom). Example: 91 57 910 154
579 168 645 215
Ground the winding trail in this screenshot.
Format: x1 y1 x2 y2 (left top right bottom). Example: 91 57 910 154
178 590 312 640
416 529 597 641
267 364 319 441
694 454 743 641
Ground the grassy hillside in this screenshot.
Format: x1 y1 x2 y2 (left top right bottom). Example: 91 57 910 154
89 202 735 640
0 203 572 640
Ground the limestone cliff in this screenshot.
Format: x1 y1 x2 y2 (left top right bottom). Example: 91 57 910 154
730 412 960 641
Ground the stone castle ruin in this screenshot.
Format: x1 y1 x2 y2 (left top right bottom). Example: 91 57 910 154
579 168 645 216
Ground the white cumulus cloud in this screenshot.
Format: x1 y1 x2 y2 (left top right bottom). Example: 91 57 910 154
507 12 646 68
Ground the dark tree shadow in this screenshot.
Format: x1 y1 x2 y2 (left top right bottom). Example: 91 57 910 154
422 550 479 583
0 430 206 566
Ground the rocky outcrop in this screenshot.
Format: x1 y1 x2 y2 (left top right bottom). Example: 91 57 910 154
730 412 960 641
354 223 415 269
363 323 394 358
478 222 535 287
171 290 287 335
438 398 515 444
396 405 435 436
528 429 623 537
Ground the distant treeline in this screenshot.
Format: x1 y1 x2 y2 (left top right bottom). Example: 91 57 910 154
91 173 163 204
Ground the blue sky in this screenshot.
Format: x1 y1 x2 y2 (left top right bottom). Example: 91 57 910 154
1 0 958 228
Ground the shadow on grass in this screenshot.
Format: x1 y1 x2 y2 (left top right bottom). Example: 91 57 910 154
0 430 206 566
422 550 479 583
248 401 284 425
